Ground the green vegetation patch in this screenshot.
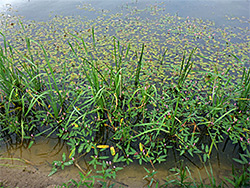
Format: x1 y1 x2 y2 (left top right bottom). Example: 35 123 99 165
0 2 249 187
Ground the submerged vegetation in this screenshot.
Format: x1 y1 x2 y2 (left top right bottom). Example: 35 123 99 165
0 2 249 187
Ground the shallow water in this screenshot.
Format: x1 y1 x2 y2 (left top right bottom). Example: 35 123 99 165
0 136 241 187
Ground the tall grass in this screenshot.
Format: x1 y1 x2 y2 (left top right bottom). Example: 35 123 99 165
0 32 44 141
0 32 76 144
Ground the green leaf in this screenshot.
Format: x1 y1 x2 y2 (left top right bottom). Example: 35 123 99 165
62 153 66 162
86 145 92 153
203 154 207 162
28 141 34 149
113 153 118 162
55 161 62 166
239 154 249 163
69 148 75 159
144 167 150 173
224 177 235 185
48 167 57 176
99 156 109 160
115 167 123 171
92 175 103 179
64 160 73 166
71 179 78 186
233 158 245 165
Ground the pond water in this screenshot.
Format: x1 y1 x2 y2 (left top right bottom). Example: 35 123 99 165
0 0 249 187
1 0 249 75
0 136 242 187
1 0 249 27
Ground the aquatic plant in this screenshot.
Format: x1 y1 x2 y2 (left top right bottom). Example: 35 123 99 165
0 32 45 142
0 2 249 187
49 153 74 176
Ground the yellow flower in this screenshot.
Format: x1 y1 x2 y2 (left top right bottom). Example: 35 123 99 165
72 123 78 128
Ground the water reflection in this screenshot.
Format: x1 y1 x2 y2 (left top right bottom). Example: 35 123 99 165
0 0 249 27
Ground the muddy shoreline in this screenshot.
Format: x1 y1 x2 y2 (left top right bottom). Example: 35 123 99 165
0 165 66 188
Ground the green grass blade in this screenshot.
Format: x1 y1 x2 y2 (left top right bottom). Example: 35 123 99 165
135 43 144 87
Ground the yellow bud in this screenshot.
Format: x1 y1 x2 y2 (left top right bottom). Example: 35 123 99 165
110 146 115 156
139 143 143 152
